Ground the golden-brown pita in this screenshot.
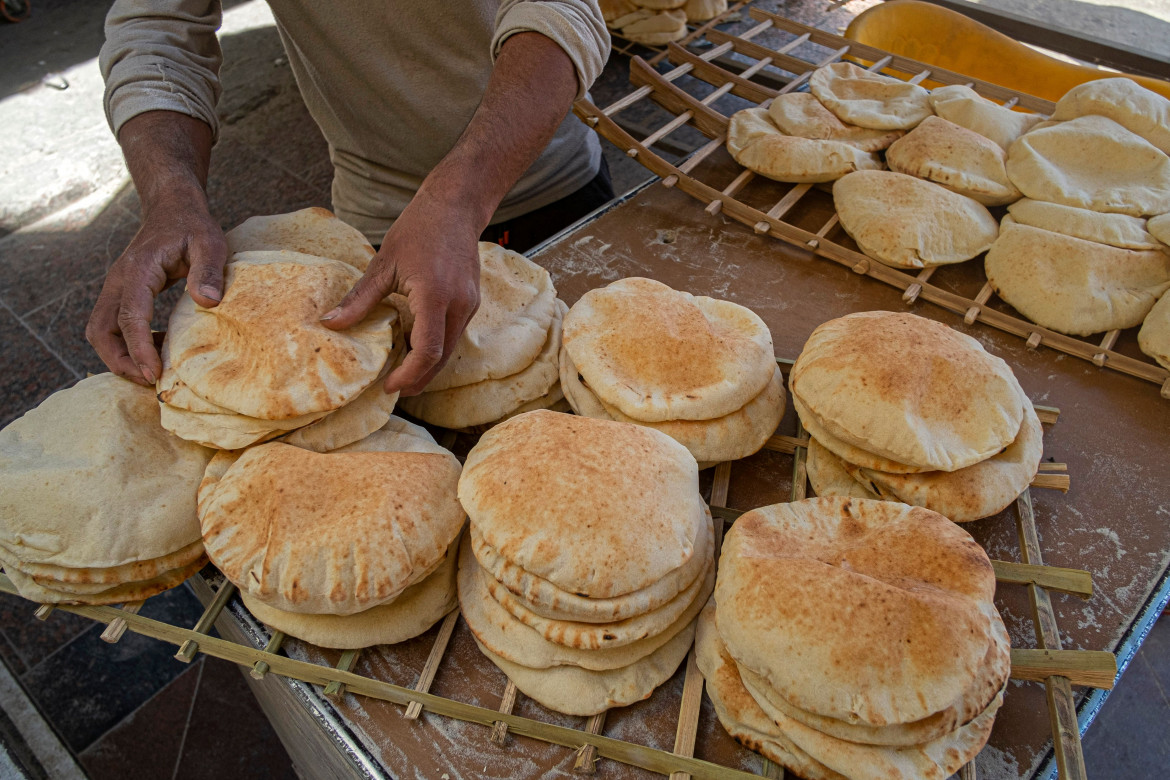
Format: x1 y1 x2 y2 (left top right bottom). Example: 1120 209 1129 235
886 116 1022 206
767 93 904 152
727 107 884 184
809 63 932 131
225 207 376 272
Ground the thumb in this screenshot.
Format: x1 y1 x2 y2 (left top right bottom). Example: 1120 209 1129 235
186 229 228 308
321 268 392 330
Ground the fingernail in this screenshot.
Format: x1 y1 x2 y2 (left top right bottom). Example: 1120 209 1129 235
320 308 340 321
141 366 157 384
198 285 221 302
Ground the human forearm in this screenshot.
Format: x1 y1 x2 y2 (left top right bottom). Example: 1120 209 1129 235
118 110 214 217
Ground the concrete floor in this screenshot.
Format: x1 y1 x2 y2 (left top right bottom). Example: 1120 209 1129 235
0 1 1167 778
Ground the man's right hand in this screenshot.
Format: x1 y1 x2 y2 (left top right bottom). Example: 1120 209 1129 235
86 201 226 386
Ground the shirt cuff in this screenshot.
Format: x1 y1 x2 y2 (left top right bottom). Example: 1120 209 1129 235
492 2 611 101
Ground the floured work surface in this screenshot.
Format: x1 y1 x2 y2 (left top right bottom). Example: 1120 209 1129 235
225 178 1169 780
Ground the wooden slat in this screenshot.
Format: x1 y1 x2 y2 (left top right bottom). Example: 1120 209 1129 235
630 58 732 140
175 579 236 662
991 561 1092 598
405 610 459 719
573 712 607 773
324 649 361 697
668 649 706 780
1010 649 1116 688
491 682 519 745
666 43 779 104
100 601 143 644
251 631 285 680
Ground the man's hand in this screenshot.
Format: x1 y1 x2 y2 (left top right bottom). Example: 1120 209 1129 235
87 202 225 386
321 192 481 397
87 111 217 385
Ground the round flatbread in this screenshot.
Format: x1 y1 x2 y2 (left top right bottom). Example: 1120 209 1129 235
166 251 397 420
790 312 1025 472
1138 289 1170 370
563 277 775 422
1051 77 1170 156
805 438 880 500
225 207 376 272
833 170 998 268
808 62 932 131
767 93 904 152
1005 115 1170 217
927 85 1043 151
886 116 1021 206
796 396 929 475
727 107 884 184
1006 199 1162 251
3 555 207 606
614 9 687 44
0 374 212 570
9 539 206 589
459 410 702 598
985 221 1170 336
1149 212 1170 245
715 497 997 726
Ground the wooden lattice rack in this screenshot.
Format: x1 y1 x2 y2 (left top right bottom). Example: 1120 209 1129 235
578 7 1170 398
4 358 1114 780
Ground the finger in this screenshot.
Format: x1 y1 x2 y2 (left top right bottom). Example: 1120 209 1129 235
86 285 150 385
321 268 394 331
384 298 447 396
118 281 162 385
186 228 228 308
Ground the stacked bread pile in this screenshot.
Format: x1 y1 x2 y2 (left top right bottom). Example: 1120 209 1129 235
398 242 568 431
456 411 713 715
158 209 400 451
697 496 1010 780
987 78 1170 337
0 374 213 604
1139 209 1170 368
559 277 784 468
198 416 464 649
602 0 724 45
794 311 1042 523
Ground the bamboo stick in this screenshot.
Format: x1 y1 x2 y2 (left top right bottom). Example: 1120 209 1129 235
33 604 53 620
490 682 519 745
791 419 809 502
573 712 607 773
668 649 705 780
960 761 977 780
405 609 459 720
324 649 361 697
1032 473 1071 492
712 462 733 552
251 631 285 680
1010 649 1116 688
902 267 936 304
175 579 236 663
991 561 1092 598
100 601 143 644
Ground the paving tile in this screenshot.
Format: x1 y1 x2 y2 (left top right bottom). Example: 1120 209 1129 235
173 656 295 780
0 628 27 677
0 200 140 317
0 592 90 675
19 585 203 753
79 660 202 780
234 89 333 193
0 306 77 428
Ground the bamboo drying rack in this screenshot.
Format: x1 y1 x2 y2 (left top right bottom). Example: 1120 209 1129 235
3 356 1114 780
577 6 1170 398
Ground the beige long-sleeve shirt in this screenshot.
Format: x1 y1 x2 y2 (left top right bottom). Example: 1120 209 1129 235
100 1 610 242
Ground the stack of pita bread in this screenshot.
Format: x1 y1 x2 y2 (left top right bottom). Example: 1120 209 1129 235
602 0 721 44
456 411 714 716
398 242 569 431
794 312 1042 523
559 277 784 468
698 497 1010 780
987 78 1170 336
0 374 213 604
1139 209 1170 367
158 208 401 450
198 416 465 649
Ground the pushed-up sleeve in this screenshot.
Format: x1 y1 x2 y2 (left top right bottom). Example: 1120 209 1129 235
100 0 225 141
492 0 611 100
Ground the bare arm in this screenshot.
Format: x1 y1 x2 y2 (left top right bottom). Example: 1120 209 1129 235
321 31 581 396
86 110 227 385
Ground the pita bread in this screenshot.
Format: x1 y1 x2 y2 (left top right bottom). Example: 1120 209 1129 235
3 556 206 605
459 411 702 598
795 396 929 475
472 618 695 716
0 374 212 569
561 348 785 463
886 116 1022 206
806 438 880 500
469 506 712 624
928 85 1043 150
1006 199 1162 251
809 62 932 130
166 251 397 420
696 604 846 780
10 539 205 589
226 207 375 272
1149 212 1170 245
158 402 323 451
614 9 687 45
716 498 997 726
240 538 459 649
484 555 713 650
790 312 1025 472
398 300 564 429
564 278 775 422
1138 290 1170 370
601 0 640 23
985 222 1170 336
727 107 884 184
737 601 1010 746
1005 115 1170 216
1051 77 1170 156
682 0 726 22
767 93 904 152
458 540 708 671
425 243 557 392
200 442 463 615
845 400 1042 523
833 170 999 268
